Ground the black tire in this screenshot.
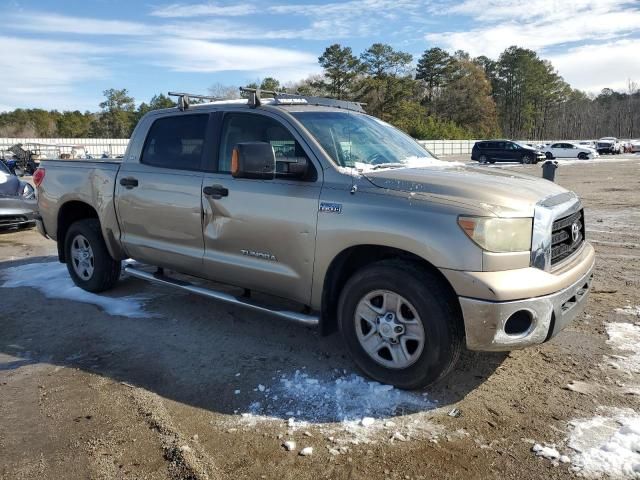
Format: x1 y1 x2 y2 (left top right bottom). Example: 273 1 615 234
478 154 488 164
522 154 533 164
545 152 554 160
64 218 121 293
337 260 463 390
578 152 588 160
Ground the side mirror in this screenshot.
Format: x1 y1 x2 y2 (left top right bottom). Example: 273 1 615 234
275 155 310 179
231 142 275 180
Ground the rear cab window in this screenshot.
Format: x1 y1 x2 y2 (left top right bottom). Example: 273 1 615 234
140 114 209 171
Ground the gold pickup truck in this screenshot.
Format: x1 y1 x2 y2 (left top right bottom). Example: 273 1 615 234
33 91 594 389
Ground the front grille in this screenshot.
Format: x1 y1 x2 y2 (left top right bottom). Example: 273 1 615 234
551 209 584 265
0 214 28 226
597 143 612 149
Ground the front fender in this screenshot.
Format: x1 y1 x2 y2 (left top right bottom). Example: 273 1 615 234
310 188 484 309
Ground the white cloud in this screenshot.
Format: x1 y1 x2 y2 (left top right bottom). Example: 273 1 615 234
0 36 109 110
8 12 149 36
547 39 640 92
140 37 320 79
150 2 257 17
425 0 640 92
426 9 640 58
444 0 628 22
152 0 428 39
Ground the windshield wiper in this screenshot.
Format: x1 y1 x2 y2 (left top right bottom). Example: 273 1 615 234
371 162 405 170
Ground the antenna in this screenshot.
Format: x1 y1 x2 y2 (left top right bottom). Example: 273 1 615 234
168 92 221 111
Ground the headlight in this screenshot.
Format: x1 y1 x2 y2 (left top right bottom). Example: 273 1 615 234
458 216 532 252
21 183 35 200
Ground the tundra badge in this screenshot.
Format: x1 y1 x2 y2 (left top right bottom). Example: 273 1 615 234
319 202 342 214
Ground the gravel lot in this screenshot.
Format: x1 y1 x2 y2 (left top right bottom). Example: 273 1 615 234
1 155 639 479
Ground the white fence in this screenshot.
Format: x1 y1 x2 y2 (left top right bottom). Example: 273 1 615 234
417 140 479 156
1 138 474 159
0 138 130 157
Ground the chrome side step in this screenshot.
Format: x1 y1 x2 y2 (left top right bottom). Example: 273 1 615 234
123 265 319 327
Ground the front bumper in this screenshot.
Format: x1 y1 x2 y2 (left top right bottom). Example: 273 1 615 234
457 247 595 351
0 197 37 229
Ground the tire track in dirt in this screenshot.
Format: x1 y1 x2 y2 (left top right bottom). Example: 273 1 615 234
129 388 222 480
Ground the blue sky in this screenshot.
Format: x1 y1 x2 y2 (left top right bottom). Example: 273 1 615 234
1 0 639 111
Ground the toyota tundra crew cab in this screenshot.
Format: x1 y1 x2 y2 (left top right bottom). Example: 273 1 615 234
33 90 595 389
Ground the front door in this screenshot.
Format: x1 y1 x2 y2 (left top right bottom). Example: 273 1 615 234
503 141 520 161
200 111 322 305
116 113 210 275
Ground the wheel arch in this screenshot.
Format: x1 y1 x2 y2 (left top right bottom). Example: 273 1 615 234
56 201 99 262
318 244 462 336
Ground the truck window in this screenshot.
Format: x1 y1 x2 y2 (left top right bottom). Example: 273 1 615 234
219 113 309 174
140 114 208 171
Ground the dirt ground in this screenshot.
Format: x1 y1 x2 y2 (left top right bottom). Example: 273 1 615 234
1 156 639 480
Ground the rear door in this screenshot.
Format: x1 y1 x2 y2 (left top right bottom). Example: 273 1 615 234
200 110 322 305
115 113 211 275
483 142 497 161
493 142 510 161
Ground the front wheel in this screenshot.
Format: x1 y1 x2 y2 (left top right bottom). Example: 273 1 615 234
338 260 463 390
64 219 121 292
578 152 588 160
545 152 554 160
522 154 533 164
478 154 488 164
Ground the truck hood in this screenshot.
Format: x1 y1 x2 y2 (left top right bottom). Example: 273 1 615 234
363 165 568 216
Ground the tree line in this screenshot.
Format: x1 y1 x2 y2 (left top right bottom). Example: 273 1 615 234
0 90 175 138
284 43 639 140
0 43 638 141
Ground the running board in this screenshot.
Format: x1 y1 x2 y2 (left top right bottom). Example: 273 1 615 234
123 265 319 327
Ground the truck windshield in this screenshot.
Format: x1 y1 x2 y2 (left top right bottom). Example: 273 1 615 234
292 111 435 170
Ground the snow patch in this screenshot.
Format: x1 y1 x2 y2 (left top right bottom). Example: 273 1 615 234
553 157 640 166
567 408 640 479
1 261 152 318
299 446 313 456
233 370 440 444
248 370 434 423
606 322 640 374
532 443 560 460
616 306 640 317
335 157 463 176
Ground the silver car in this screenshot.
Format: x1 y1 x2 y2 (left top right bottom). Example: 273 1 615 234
0 161 37 230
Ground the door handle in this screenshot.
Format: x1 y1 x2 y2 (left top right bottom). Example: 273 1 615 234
203 184 229 199
119 177 139 188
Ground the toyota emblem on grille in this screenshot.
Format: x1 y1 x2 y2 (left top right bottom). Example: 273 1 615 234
571 222 580 243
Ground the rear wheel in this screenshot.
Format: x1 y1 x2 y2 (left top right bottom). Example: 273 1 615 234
338 260 463 390
64 219 121 292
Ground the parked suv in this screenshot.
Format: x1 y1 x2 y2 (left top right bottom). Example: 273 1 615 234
471 140 546 164
596 137 623 155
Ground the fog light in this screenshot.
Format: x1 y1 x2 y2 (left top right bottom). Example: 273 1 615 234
504 310 533 335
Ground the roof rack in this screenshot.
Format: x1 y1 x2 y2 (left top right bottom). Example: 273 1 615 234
168 92 221 111
238 87 366 113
